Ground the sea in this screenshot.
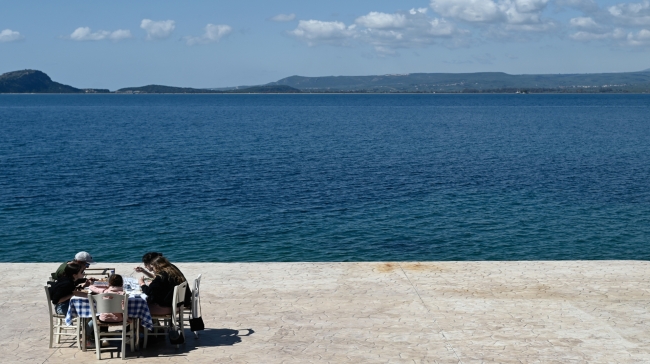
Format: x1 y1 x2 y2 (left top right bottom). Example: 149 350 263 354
1 94 649 263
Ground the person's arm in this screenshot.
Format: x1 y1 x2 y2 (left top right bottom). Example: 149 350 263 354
135 266 155 278
88 285 106 294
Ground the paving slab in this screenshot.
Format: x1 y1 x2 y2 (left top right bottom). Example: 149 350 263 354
0 261 648 363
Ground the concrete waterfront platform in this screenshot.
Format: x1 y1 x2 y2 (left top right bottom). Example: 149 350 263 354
1 261 649 363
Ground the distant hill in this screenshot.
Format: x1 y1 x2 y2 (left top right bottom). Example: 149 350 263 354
267 70 650 92
117 84 301 94
116 84 222 94
0 70 81 93
229 85 301 93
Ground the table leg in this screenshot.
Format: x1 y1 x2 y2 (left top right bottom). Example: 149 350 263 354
135 318 140 349
81 318 87 352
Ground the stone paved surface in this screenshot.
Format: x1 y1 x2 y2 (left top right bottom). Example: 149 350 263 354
0 261 648 363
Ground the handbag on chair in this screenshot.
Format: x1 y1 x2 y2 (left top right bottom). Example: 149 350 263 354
189 316 205 331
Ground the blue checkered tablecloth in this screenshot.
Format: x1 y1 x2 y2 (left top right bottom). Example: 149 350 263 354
66 295 154 330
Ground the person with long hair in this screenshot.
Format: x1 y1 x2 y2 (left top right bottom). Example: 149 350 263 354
49 263 90 314
138 256 188 315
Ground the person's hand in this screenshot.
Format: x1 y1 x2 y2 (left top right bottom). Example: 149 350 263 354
87 277 97 282
138 277 145 286
135 266 144 273
83 280 92 287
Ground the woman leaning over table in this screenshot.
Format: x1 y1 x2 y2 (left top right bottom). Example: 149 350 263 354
49 263 91 314
139 256 188 315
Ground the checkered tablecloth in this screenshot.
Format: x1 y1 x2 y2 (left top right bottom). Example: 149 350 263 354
66 295 154 330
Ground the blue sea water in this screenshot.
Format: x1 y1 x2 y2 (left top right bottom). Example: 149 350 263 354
0 94 649 263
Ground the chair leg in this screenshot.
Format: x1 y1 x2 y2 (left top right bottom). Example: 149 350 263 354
121 327 127 360
48 317 54 348
129 323 135 352
143 326 148 349
76 318 82 350
135 320 140 350
95 324 101 360
55 318 62 344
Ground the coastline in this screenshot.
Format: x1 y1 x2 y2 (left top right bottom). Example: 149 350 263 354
3 261 649 363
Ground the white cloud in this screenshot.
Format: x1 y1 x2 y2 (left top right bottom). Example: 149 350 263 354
608 0 650 26
430 0 504 23
356 12 408 29
288 20 357 46
69 27 132 41
140 19 175 40
570 16 599 29
185 24 232 45
568 27 650 46
430 0 553 30
290 10 468 52
627 28 650 44
270 13 296 22
0 29 23 42
569 28 625 41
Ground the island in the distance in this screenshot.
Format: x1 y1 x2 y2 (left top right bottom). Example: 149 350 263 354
2 68 650 94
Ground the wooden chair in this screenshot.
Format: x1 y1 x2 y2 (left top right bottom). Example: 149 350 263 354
88 293 135 360
143 281 187 349
44 286 80 349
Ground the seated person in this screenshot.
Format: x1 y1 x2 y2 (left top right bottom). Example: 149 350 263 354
139 256 188 315
54 251 96 281
134 252 162 279
135 252 191 306
87 274 125 346
48 263 91 315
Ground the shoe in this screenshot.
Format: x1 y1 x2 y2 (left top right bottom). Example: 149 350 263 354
101 340 110 347
85 340 95 349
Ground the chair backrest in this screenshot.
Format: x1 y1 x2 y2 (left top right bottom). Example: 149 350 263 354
173 281 187 307
194 274 202 293
171 281 187 326
192 274 202 317
90 293 129 315
44 286 54 316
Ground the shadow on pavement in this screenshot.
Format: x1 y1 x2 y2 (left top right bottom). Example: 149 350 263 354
130 328 255 358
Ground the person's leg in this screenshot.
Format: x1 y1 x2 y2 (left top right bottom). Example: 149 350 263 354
87 320 95 340
148 303 172 315
55 301 70 315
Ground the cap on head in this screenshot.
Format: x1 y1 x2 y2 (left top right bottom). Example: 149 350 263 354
74 251 96 265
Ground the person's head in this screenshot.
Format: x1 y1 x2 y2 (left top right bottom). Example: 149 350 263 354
150 256 185 284
74 251 96 267
142 252 163 270
63 263 84 280
108 274 123 287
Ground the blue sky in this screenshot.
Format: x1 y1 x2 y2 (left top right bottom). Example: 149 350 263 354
1 0 649 89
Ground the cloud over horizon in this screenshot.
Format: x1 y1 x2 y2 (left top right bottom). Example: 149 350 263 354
185 24 232 45
69 27 132 41
270 13 296 22
289 8 467 53
141 19 175 40
0 29 24 42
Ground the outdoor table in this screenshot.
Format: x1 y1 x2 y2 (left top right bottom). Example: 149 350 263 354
65 294 154 351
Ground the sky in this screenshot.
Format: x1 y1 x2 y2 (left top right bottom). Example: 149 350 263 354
1 0 649 90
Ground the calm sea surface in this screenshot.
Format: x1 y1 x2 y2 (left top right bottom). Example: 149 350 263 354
1 94 649 262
